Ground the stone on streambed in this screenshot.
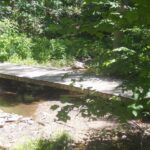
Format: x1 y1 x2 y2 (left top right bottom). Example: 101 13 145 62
5 114 22 122
0 120 5 128
20 117 34 125
0 111 23 125
72 61 86 69
0 110 34 127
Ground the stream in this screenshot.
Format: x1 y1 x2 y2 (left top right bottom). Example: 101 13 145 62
0 91 42 117
0 78 69 117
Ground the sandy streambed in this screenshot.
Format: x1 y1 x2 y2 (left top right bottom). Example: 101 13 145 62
0 100 117 149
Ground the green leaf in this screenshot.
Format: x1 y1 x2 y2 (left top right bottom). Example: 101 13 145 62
128 104 143 110
50 105 59 110
132 110 138 117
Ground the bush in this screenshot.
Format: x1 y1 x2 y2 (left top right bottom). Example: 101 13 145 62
0 19 32 62
122 27 150 51
57 38 103 60
50 39 67 59
31 38 51 63
98 47 136 77
14 133 73 150
32 38 68 63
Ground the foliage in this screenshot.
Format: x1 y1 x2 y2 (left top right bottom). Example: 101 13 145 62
14 133 73 150
125 78 150 119
0 0 83 36
31 38 51 63
81 0 150 118
0 19 32 61
32 37 103 62
51 94 132 122
32 38 69 62
8 56 38 66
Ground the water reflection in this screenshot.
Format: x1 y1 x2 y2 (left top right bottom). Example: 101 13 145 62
0 78 72 117
0 91 42 117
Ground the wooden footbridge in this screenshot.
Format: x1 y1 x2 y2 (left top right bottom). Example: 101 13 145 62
0 63 132 98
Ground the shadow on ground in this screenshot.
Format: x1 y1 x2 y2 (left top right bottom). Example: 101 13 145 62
51 93 133 123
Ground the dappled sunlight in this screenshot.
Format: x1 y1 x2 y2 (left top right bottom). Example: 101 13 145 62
50 94 133 123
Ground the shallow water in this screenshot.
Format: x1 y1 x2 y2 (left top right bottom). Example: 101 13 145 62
0 91 43 117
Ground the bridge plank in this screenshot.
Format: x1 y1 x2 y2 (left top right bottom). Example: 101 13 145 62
0 63 132 99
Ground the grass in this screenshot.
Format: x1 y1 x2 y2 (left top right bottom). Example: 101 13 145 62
14 132 73 150
8 55 75 68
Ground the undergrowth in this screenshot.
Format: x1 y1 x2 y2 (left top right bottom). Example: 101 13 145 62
14 132 73 150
